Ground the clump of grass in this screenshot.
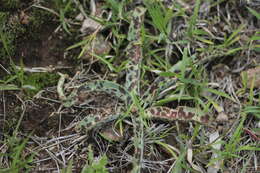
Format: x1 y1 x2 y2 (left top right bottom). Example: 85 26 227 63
0 0 259 172
0 136 34 173
32 0 77 35
1 68 59 96
53 0 76 35
81 145 109 173
21 72 59 96
0 105 34 173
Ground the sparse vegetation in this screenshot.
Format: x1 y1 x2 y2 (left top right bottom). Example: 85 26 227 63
0 0 259 172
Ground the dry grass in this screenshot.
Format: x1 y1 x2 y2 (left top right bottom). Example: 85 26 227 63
0 0 259 173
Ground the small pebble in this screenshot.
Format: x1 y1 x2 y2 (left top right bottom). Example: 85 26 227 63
216 112 229 122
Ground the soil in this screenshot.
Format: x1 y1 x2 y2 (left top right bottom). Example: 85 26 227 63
14 24 72 68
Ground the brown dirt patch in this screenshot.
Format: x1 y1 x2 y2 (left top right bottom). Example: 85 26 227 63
15 24 72 68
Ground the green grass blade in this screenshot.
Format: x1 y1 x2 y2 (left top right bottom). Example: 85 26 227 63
247 7 260 19
187 0 200 37
204 88 236 102
0 84 20 91
171 150 186 173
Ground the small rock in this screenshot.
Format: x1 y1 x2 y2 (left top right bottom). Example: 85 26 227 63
75 13 84 21
81 34 111 60
20 11 30 25
80 17 102 34
241 66 260 88
216 112 229 122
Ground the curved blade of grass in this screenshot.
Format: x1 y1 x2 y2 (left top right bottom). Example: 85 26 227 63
0 84 20 91
91 53 117 72
243 106 260 119
187 0 200 38
171 150 187 173
155 141 178 159
247 7 260 19
155 95 195 106
204 88 236 102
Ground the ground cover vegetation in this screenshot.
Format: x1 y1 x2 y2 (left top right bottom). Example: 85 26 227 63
0 0 259 172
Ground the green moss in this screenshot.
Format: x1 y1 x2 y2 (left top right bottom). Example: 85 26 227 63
0 135 34 172
0 11 27 59
1 0 20 9
22 73 60 96
2 71 59 97
0 12 15 58
28 9 54 39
